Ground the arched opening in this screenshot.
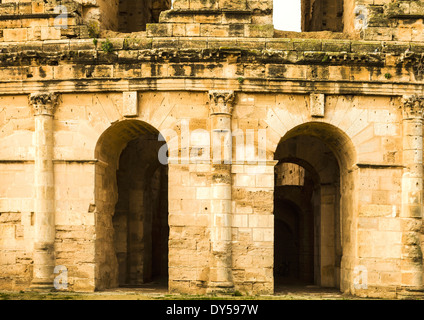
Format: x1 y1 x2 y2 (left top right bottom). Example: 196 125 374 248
118 0 172 32
301 0 344 32
113 135 168 286
273 122 357 292
94 120 169 290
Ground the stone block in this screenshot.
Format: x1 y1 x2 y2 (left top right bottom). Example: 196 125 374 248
310 93 325 118
190 0 219 10
245 24 274 38
266 39 293 50
0 3 17 15
234 174 255 187
219 0 247 10
122 92 138 118
3 28 27 42
40 26 61 40
223 12 251 24
32 2 45 14
235 202 253 214
193 13 222 24
185 23 201 36
196 186 211 199
359 204 396 217
200 24 229 37
146 23 173 37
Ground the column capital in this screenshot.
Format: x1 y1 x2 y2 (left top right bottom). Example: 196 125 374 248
29 92 59 116
208 90 235 116
401 95 424 120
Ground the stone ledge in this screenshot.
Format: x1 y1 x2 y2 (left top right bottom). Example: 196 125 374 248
0 37 422 75
0 78 422 98
146 23 274 38
0 36 414 55
162 9 254 15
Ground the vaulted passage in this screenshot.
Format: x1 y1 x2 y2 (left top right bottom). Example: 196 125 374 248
113 135 168 286
274 163 315 285
94 120 169 290
273 122 356 291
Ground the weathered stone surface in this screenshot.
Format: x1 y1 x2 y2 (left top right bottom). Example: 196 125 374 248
0 0 423 300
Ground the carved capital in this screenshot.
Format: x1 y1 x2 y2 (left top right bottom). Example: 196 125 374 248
29 93 58 116
208 90 235 116
399 52 424 81
402 95 424 120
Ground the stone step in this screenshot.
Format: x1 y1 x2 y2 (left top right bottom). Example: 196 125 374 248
146 22 274 38
159 9 253 24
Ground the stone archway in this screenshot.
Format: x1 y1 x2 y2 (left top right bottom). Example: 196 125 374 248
273 122 357 291
94 120 168 290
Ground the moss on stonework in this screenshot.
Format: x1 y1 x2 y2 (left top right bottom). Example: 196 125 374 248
384 2 405 17
100 39 114 53
87 21 100 39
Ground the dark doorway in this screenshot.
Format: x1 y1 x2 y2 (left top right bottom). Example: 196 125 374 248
274 162 315 287
273 125 347 291
113 134 169 287
118 0 172 32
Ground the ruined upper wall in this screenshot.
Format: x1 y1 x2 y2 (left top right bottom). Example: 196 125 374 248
0 0 88 41
0 0 172 42
148 0 274 37
0 0 424 41
359 0 424 42
153 0 424 40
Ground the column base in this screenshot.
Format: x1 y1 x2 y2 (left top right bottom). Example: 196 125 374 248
396 286 424 299
30 279 55 292
206 281 235 294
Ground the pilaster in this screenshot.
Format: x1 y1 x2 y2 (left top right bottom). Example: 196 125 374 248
207 90 235 293
29 92 58 290
400 94 424 295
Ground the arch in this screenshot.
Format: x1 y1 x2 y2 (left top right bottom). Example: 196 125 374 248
95 119 160 163
277 121 357 170
94 119 169 290
273 121 357 292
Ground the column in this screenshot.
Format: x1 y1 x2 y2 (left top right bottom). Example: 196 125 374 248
400 95 423 293
29 92 58 290
207 90 235 293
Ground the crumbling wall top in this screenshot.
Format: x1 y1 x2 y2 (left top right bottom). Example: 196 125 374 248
0 0 424 42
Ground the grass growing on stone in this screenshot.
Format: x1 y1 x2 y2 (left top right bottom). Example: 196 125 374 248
0 290 369 300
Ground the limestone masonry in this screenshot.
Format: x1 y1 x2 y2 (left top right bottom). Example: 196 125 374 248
0 0 423 299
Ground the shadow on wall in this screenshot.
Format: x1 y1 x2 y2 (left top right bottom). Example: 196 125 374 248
118 0 172 32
